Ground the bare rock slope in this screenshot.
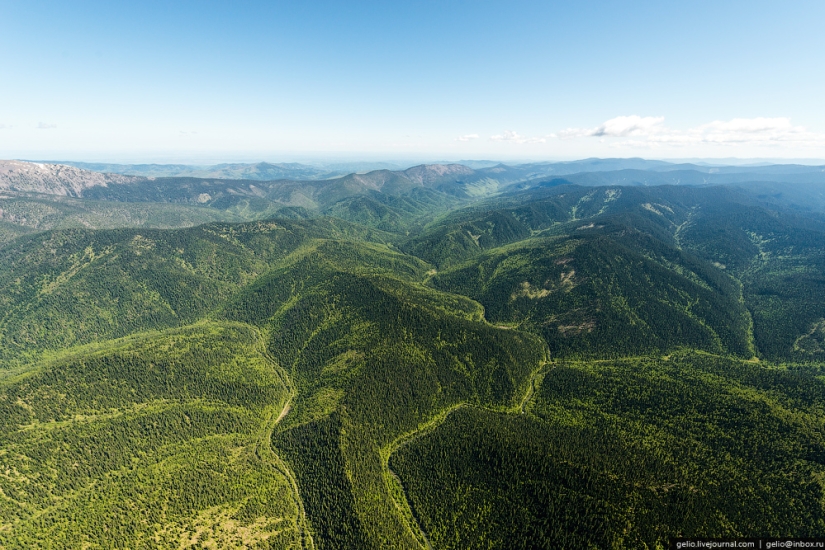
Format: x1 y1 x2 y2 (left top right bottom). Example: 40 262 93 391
0 160 143 196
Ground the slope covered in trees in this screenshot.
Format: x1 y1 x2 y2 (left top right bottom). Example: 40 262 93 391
0 322 303 549
430 226 752 358
0 218 394 366
0 173 824 548
222 239 547 548
391 354 825 549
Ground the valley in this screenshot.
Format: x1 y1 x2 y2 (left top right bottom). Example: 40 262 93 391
0 158 824 548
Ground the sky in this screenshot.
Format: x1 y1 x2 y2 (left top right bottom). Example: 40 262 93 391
1 0 824 163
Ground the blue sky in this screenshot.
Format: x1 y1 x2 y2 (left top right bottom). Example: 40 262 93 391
2 0 824 162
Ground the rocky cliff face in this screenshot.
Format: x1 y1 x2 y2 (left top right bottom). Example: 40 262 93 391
0 160 143 196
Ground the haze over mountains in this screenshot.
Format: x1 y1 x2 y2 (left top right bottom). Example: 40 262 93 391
1 156 825 547
44 161 349 181
2 158 825 238
8 157 825 196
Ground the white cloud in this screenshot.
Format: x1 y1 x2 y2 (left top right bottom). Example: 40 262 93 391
37 122 57 130
0 123 8 129
698 117 794 134
559 115 825 149
490 130 546 144
559 115 665 139
455 133 479 142
686 117 814 144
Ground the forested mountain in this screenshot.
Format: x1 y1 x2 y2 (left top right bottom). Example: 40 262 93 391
1 161 824 548
4 158 825 236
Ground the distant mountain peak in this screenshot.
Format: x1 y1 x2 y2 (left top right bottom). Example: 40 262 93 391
403 163 475 184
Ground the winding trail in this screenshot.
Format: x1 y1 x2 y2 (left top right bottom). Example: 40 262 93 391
252 322 555 550
380 404 466 550
381 359 555 550
519 361 553 414
275 403 292 424
251 327 315 550
673 206 697 250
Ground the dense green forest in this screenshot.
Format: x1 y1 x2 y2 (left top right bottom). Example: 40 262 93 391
392 354 825 548
0 322 302 548
1 167 824 548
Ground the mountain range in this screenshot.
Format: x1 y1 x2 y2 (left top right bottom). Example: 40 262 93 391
0 157 824 548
